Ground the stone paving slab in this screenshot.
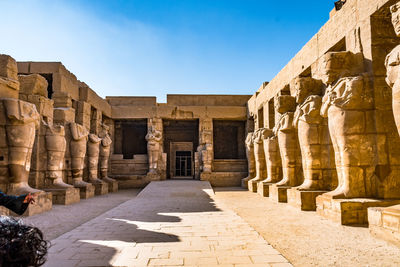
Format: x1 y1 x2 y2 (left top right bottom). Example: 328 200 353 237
44 181 291 267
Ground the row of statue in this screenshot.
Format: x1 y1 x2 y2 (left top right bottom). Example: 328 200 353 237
1 96 115 197
243 50 385 199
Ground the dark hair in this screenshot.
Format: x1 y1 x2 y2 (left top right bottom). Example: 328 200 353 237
0 216 48 267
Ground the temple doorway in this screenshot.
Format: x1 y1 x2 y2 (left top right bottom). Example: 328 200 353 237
163 119 199 179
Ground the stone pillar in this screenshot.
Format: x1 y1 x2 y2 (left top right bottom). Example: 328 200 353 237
287 77 337 211
240 132 255 188
247 128 267 192
198 118 213 181
69 122 95 199
99 123 118 192
256 129 282 197
87 133 108 195
269 95 303 203
145 118 164 181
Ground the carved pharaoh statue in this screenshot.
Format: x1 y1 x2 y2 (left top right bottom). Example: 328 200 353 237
145 126 162 174
45 123 73 189
262 127 282 184
386 2 400 136
241 132 256 187
3 98 42 195
247 128 267 190
98 123 117 184
292 77 326 190
87 133 106 185
318 51 376 198
274 95 302 187
69 122 92 188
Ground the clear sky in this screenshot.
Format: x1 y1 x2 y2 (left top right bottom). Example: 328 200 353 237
0 0 333 102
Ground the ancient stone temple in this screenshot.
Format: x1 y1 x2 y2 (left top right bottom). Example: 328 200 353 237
1 0 400 249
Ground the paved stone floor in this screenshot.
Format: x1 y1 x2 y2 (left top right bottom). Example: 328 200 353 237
44 181 290 267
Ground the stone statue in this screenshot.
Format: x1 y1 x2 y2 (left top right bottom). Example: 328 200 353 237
386 2 400 136
241 132 256 188
319 51 375 198
99 123 117 185
247 128 267 191
145 126 162 174
274 95 302 187
45 123 73 189
262 128 282 184
69 122 92 188
87 133 106 185
3 98 42 195
292 77 325 190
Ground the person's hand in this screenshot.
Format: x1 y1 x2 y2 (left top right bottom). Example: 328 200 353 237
23 193 36 204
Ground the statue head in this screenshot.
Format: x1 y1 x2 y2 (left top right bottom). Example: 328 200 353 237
313 51 364 85
274 95 296 114
292 77 323 104
391 2 400 37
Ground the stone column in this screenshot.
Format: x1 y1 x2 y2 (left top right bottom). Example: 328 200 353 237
247 128 267 192
198 118 213 181
240 132 255 188
69 122 95 199
99 123 118 192
145 118 164 180
87 133 108 195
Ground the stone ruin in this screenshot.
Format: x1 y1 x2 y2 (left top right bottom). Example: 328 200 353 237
242 0 400 247
0 0 399 249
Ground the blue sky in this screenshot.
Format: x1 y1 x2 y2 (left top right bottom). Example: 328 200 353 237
0 0 333 102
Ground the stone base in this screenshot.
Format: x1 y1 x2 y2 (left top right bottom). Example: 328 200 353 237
106 180 118 193
248 179 260 193
316 194 400 226
241 177 252 189
44 187 80 205
77 185 95 199
10 192 53 217
257 181 273 197
269 184 290 203
94 183 109 196
287 188 327 211
368 205 400 247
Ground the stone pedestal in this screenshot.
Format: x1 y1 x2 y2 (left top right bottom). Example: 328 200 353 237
316 194 400 226
77 185 95 199
248 179 259 193
269 184 289 203
368 205 400 247
93 182 109 196
287 188 326 211
257 181 274 197
9 192 53 217
105 180 118 193
45 187 80 205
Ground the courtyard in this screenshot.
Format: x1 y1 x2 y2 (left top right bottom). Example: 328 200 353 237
23 180 400 267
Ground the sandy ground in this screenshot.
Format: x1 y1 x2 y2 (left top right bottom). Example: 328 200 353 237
23 189 141 240
214 187 400 267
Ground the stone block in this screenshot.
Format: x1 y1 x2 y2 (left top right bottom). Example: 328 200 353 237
248 179 258 193
0 54 18 80
369 205 400 247
18 74 48 97
0 206 9 216
8 192 53 217
45 187 80 205
106 180 118 193
316 194 400 226
0 78 19 98
287 188 327 211
257 181 273 197
269 184 289 203
54 108 75 123
77 184 95 199
93 183 108 196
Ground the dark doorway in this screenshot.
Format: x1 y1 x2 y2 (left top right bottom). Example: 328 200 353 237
163 120 199 179
114 119 148 159
213 120 246 159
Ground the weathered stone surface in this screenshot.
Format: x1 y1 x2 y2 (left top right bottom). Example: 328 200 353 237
18 74 48 97
240 132 255 188
247 128 267 192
